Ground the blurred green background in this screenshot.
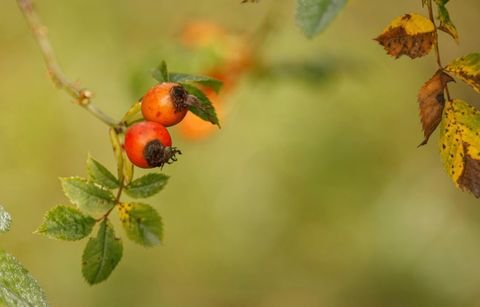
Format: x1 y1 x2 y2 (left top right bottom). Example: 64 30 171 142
2 0 480 306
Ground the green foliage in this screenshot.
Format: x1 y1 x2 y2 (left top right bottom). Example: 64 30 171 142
0 251 48 307
0 204 12 234
434 0 458 42
87 155 120 189
181 83 220 127
169 73 223 93
152 60 170 83
61 177 115 216
40 154 169 284
445 53 480 94
296 0 348 38
82 219 123 285
36 206 96 241
125 173 169 199
118 203 163 246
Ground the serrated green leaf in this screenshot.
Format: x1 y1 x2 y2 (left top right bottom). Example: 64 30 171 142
82 219 122 285
61 177 115 217
439 99 480 198
445 53 480 94
435 0 458 42
296 0 347 38
87 155 119 189
181 83 220 127
169 73 223 93
152 61 169 83
118 203 162 246
36 206 96 241
0 205 12 234
125 173 169 199
0 250 48 307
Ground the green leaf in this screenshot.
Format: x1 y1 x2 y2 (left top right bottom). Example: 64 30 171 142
61 177 115 217
0 205 12 234
36 206 96 241
0 250 48 307
434 0 459 42
439 99 480 198
87 155 119 189
445 53 480 94
296 0 348 38
181 83 220 127
169 73 223 93
82 219 122 285
118 203 163 246
125 173 169 199
152 61 170 83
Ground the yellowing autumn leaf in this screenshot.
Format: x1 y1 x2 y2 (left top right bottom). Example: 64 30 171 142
445 53 480 94
440 99 480 197
375 13 435 59
435 0 459 42
418 70 454 146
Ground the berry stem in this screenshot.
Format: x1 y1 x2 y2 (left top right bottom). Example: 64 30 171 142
17 0 122 129
427 0 452 101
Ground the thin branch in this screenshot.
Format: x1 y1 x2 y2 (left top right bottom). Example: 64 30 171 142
17 0 121 128
427 0 452 101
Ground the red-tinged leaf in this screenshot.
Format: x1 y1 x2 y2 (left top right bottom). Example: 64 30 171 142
418 70 454 146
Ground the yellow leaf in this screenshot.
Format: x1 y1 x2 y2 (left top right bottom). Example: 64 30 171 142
440 99 480 197
445 53 480 94
375 13 435 59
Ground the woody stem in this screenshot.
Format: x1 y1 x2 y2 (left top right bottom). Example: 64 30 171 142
427 0 452 101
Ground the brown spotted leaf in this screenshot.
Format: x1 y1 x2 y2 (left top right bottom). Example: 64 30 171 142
418 70 454 146
375 13 435 59
445 53 480 94
439 99 480 198
458 149 480 198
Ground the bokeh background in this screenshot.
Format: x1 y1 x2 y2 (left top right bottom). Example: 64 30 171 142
2 0 480 306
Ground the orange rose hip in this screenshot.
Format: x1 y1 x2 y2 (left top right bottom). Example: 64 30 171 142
141 82 189 127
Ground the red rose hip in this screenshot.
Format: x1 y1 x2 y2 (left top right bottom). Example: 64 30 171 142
124 121 181 168
141 82 189 127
